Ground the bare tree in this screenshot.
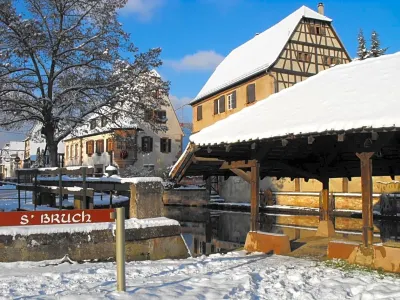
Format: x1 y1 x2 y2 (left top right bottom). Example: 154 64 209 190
0 0 169 166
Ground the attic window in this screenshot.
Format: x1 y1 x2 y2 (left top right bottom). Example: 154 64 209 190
297 52 311 63
324 56 341 66
101 116 108 127
90 119 97 130
112 113 118 122
308 24 326 36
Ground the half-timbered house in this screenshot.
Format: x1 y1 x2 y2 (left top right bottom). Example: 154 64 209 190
191 3 351 133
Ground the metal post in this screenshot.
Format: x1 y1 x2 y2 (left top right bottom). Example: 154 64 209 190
82 167 87 209
109 190 113 208
17 170 20 210
356 152 374 248
250 161 260 231
115 207 126 292
58 168 63 210
34 170 38 211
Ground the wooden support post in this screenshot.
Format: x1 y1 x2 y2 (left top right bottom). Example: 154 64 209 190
342 177 349 193
294 178 301 192
356 152 374 248
34 170 38 211
320 178 329 221
250 161 260 232
110 190 113 208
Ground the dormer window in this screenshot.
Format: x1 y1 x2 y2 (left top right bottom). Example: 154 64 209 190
90 119 97 130
101 116 108 127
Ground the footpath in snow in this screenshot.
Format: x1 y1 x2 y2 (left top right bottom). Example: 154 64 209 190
1 251 400 299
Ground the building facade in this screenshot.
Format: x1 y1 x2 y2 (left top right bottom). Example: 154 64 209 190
0 141 25 178
63 96 184 176
190 4 351 133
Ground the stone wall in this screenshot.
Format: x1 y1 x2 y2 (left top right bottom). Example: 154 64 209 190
0 224 188 262
162 188 209 206
130 181 163 219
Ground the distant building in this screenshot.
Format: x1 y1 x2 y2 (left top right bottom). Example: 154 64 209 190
23 123 65 168
0 141 25 178
63 94 184 176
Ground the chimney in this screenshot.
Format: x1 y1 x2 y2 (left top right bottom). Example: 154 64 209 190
318 2 324 15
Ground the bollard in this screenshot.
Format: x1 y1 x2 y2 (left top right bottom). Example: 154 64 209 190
111 207 126 292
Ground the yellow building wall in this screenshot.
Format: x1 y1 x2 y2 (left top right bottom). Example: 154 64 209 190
192 74 275 133
270 176 399 194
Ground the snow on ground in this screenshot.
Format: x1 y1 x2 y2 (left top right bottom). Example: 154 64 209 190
0 251 400 299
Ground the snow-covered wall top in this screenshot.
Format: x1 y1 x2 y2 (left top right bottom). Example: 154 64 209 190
192 6 331 102
190 52 400 146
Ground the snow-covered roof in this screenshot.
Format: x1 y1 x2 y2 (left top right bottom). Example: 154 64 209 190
192 6 331 103
190 52 400 146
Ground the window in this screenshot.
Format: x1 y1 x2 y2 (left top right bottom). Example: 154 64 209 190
297 52 311 62
74 144 79 158
197 105 203 121
106 138 114 152
247 83 256 104
101 116 108 127
227 91 237 110
308 24 326 35
71 145 74 159
324 56 341 66
86 140 94 156
160 138 171 153
144 109 153 122
153 89 162 99
213 95 225 114
96 139 104 154
112 113 118 122
141 136 153 152
66 146 69 160
90 119 97 130
155 110 167 123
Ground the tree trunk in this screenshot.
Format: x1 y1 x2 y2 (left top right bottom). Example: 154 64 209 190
47 142 59 167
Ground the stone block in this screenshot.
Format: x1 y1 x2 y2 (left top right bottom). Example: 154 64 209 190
316 220 335 237
244 231 291 255
130 181 163 219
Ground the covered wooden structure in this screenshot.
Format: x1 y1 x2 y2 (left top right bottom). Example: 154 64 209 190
171 52 400 251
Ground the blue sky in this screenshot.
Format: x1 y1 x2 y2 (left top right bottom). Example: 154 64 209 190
117 0 400 126
1 0 399 146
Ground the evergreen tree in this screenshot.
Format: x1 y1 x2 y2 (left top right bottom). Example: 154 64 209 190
357 29 368 60
370 30 387 57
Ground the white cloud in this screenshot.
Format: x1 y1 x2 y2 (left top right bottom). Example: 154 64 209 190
169 95 192 110
165 51 225 71
120 0 164 20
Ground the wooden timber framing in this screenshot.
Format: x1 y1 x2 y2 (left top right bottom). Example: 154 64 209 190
250 162 260 231
319 178 329 221
356 152 374 247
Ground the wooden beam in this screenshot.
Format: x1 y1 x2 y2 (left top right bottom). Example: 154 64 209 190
220 160 257 170
250 162 260 231
356 152 374 248
193 156 223 163
230 169 251 183
17 184 94 197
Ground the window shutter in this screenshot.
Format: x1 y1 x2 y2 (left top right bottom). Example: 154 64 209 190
86 141 89 155
232 91 237 109
214 99 218 115
219 95 225 113
149 137 153 152
197 106 203 121
160 138 165 153
247 84 255 103
168 139 171 153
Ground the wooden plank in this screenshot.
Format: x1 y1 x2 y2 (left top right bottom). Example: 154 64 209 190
250 162 260 231
220 160 257 170
17 184 94 197
193 156 223 163
356 152 374 247
230 168 251 183
17 167 95 176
